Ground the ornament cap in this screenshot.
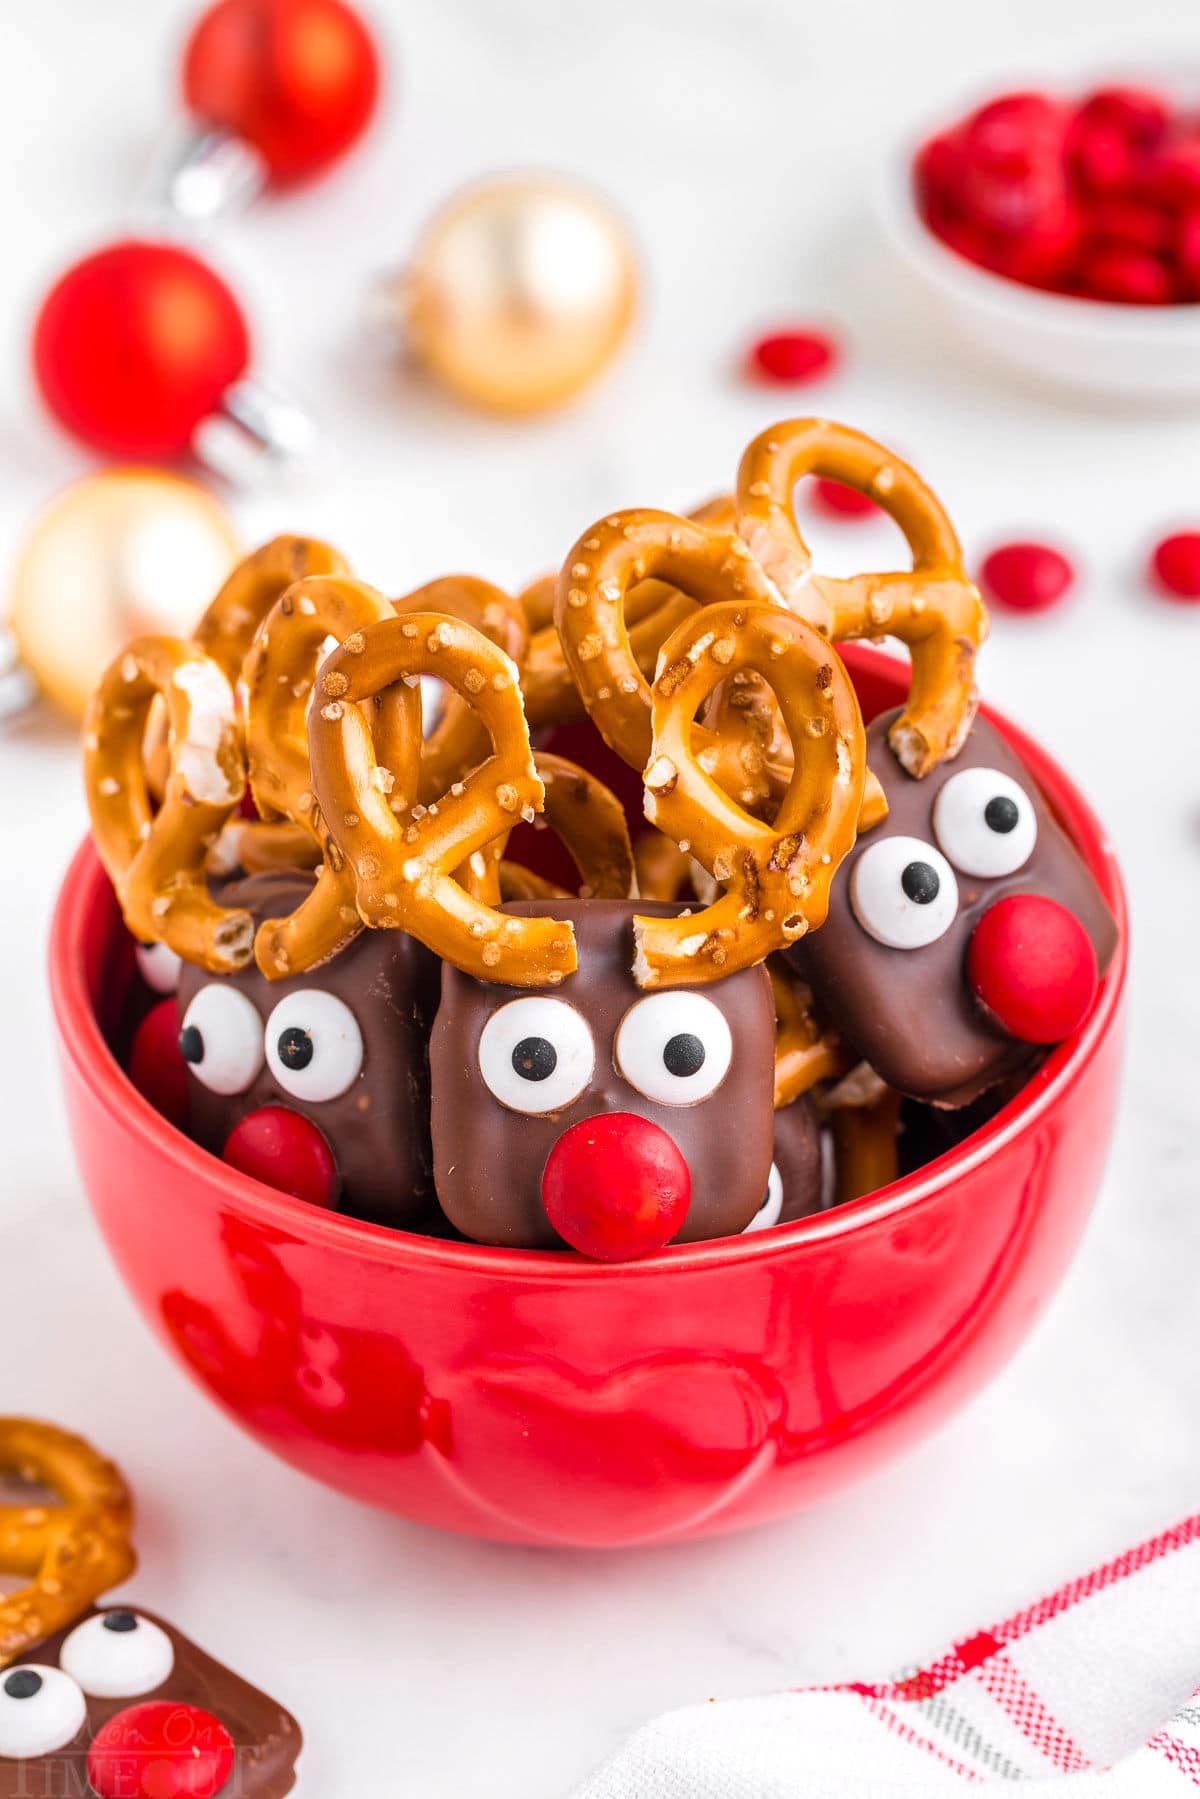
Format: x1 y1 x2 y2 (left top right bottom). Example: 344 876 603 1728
143 122 268 225
191 378 320 483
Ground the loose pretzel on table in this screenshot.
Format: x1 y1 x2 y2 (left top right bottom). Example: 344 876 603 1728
0 1420 136 1667
85 637 255 972
736 418 988 778
308 614 578 985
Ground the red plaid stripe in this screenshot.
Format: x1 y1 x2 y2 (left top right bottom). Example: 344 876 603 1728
975 1652 1088 1771
861 1695 982 1782
1146 1730 1200 1785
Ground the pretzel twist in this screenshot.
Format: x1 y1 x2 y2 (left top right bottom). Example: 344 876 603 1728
498 753 635 902
0 1420 136 1667
410 577 531 799
242 574 414 977
309 614 578 985
736 419 988 776
193 534 350 682
635 598 865 987
769 963 851 1109
85 637 254 972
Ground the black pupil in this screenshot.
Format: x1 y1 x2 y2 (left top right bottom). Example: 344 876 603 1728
985 795 1020 834
103 1611 138 1634
663 1032 706 1078
901 861 940 906
278 1027 314 1071
4 1670 42 1699
512 1036 557 1082
178 1025 204 1064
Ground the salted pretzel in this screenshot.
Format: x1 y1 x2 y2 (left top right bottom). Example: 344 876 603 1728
309 613 578 984
494 753 636 902
820 1067 903 1207
193 533 350 681
0 1420 136 1667
410 577 531 799
635 595 865 987
85 637 255 972
241 573 412 977
769 963 851 1110
736 418 988 777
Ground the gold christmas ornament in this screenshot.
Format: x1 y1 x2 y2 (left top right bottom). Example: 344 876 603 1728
391 174 638 415
5 468 240 721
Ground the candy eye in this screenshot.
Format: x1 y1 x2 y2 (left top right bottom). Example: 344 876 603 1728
933 766 1038 878
477 997 594 1115
178 984 264 1095
134 941 182 995
0 1665 86 1758
264 990 364 1102
60 1611 175 1699
850 835 959 950
743 1162 783 1233
615 992 733 1105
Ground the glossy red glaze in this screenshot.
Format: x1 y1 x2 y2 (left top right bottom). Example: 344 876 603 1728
968 895 1098 1044
49 649 1127 1548
222 1105 338 1209
87 1702 234 1799
542 1113 692 1262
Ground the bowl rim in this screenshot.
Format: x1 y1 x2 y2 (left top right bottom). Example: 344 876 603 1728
50 646 1128 1285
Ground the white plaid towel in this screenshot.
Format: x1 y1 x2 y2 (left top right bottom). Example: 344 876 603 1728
572 1516 1200 1796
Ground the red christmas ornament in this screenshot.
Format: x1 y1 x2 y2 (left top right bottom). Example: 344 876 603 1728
747 329 838 384
222 1105 338 1208
32 241 249 458
810 476 878 520
182 0 380 186
129 999 189 1131
88 1701 234 1799
541 1112 691 1262
980 541 1075 613
1150 530 1200 600
968 894 1099 1044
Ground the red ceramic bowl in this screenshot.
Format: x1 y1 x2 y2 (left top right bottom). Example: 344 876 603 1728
50 648 1127 1548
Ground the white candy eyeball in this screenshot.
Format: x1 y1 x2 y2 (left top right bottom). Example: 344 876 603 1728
134 941 183 995
0 1665 86 1758
265 990 365 1102
615 992 733 1106
179 984 264 1095
477 997 594 1115
743 1163 783 1233
933 766 1038 878
60 1610 174 1699
850 835 959 950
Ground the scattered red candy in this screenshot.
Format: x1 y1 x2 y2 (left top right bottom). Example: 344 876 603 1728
128 1000 189 1131
541 1112 691 1261
747 329 838 384
979 542 1075 613
1150 531 1200 600
968 895 1099 1044
810 477 877 519
1076 245 1175 304
223 1105 338 1208
88 1701 234 1799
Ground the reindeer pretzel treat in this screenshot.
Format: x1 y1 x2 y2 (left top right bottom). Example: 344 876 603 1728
0 1421 135 1667
85 637 255 972
736 418 988 778
308 613 578 985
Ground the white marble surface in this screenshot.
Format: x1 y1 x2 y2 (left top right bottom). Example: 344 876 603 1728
2 0 1199 1793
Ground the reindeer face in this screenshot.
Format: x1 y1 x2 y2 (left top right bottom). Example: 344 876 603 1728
177 872 441 1226
430 901 777 1255
791 711 1118 1106
0 1606 299 1797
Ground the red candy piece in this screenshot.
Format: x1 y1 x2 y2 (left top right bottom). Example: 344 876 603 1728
183 0 380 185
129 1000 189 1131
541 1112 691 1262
980 542 1075 613
968 895 1099 1044
1076 244 1175 304
1151 531 1200 600
88 1701 234 1799
32 241 249 458
747 329 838 384
223 1105 338 1208
810 477 877 519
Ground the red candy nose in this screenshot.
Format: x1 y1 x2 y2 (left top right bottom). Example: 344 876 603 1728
88 1700 234 1799
222 1106 338 1209
541 1113 691 1262
968 894 1099 1044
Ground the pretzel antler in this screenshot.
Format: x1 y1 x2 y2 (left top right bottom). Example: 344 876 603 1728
408 577 531 799
85 637 255 971
770 962 851 1109
242 573 414 977
309 614 577 985
193 533 350 682
736 418 988 777
497 753 636 902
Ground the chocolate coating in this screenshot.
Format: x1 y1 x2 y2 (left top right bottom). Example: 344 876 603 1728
430 900 777 1249
791 712 1118 1106
0 1606 300 1797
773 1095 825 1224
177 873 440 1226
